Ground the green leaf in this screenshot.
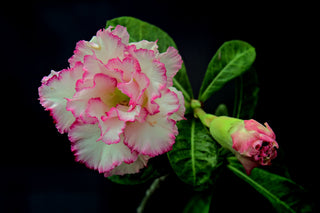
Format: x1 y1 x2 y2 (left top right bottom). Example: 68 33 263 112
106 16 193 103
167 117 219 191
233 67 259 119
228 159 313 213
183 192 212 213
198 40 256 102
214 104 229 116
108 161 160 185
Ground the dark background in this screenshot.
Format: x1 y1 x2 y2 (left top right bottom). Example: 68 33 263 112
0 0 317 212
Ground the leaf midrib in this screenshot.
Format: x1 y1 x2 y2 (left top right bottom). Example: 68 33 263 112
199 47 254 101
190 119 196 185
227 164 295 213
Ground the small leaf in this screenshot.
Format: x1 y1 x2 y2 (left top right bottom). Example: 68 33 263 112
233 67 259 119
106 16 193 103
167 117 219 191
228 159 313 213
199 40 256 102
183 192 212 213
108 161 160 185
214 104 229 116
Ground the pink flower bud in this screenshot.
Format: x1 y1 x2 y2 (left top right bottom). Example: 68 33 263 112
209 116 278 175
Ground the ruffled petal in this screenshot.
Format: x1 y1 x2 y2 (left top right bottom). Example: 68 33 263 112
99 116 125 144
235 152 259 175
85 97 109 123
130 40 159 54
94 29 126 64
99 105 142 144
66 74 118 123
105 56 141 82
244 120 276 140
154 88 180 117
80 55 122 88
117 71 149 107
124 114 178 157
115 105 142 122
111 25 130 45
128 46 167 114
169 87 186 121
231 124 258 155
98 108 126 144
104 154 150 177
68 40 94 67
86 99 142 144
158 46 182 87
39 63 84 133
69 122 138 173
68 29 126 67
105 55 149 108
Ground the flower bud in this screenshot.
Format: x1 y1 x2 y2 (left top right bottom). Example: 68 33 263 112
209 116 278 175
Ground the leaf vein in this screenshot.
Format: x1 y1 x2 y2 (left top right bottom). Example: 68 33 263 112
200 48 254 101
227 164 295 213
190 120 196 185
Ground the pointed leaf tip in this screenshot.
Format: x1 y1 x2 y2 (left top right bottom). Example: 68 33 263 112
199 40 256 102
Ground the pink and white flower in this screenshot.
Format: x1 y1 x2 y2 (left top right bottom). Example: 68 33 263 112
39 25 185 176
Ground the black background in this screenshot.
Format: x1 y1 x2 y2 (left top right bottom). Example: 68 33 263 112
0 1 317 212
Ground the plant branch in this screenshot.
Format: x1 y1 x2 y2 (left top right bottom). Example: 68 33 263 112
137 175 169 213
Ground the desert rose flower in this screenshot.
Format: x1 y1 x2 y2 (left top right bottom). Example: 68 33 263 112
39 25 185 176
209 116 278 175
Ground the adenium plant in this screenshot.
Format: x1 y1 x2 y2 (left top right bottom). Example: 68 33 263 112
38 17 312 213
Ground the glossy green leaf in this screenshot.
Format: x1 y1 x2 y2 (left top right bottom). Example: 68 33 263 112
199 40 256 102
228 159 313 213
233 67 259 119
183 192 212 213
167 118 219 191
106 16 193 102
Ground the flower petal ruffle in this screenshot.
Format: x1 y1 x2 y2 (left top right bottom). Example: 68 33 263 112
69 28 126 67
69 121 138 173
66 73 118 123
39 63 84 133
104 154 150 177
124 114 177 157
158 46 183 87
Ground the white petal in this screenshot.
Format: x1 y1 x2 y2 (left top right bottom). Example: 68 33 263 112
99 112 126 144
158 46 182 87
168 87 186 121
39 63 84 133
68 29 126 66
82 55 122 86
95 29 126 64
128 46 167 114
130 40 159 54
124 114 178 157
111 25 130 44
66 74 117 123
69 122 138 173
104 155 150 177
155 88 180 117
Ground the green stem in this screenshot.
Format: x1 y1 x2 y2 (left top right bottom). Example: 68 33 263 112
137 175 168 213
191 99 216 128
